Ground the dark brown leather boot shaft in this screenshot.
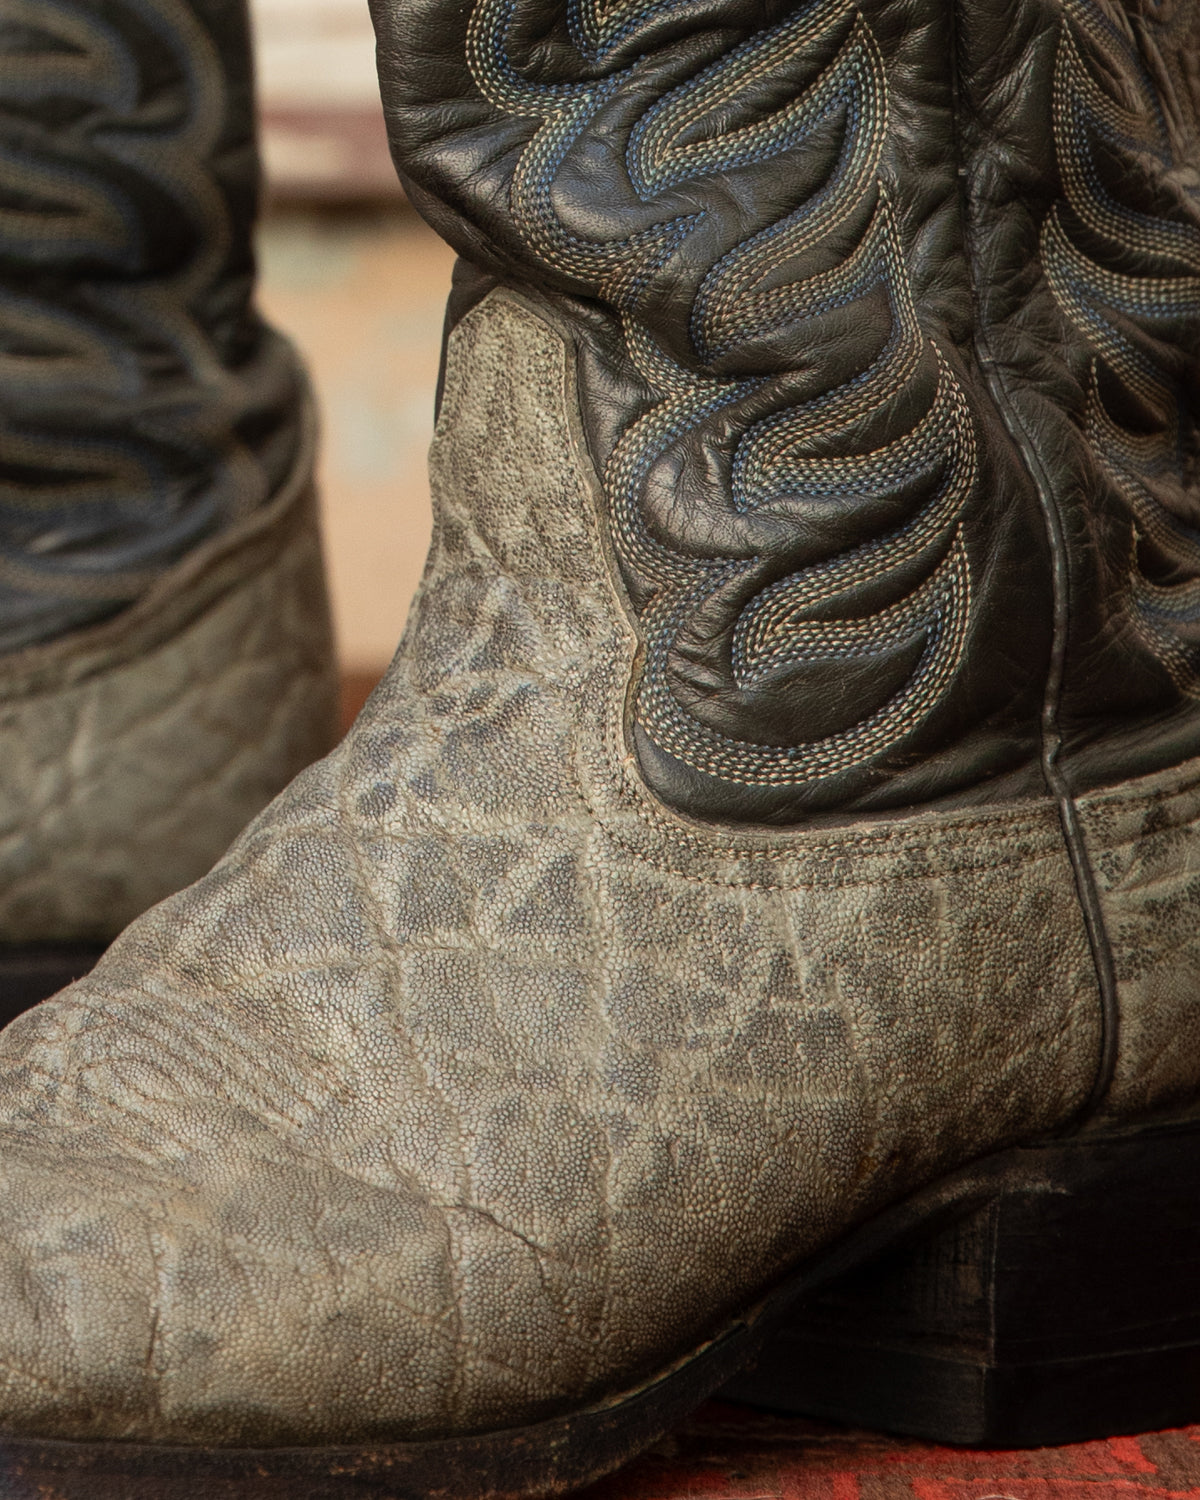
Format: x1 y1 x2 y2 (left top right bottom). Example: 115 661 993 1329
0 0 309 652
0 0 336 942
373 0 1200 821
958 0 1200 792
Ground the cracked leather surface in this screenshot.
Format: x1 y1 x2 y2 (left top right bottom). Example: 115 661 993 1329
0 295 1102 1444
0 0 307 652
0 445 337 943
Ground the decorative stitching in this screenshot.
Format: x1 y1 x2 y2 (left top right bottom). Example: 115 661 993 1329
464 0 977 790
1045 0 1200 693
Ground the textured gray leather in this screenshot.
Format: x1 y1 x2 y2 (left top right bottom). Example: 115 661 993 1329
0 294 1102 1444
1077 766 1200 1126
0 441 337 943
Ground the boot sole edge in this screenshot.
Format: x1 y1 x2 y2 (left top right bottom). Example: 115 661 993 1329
0 1129 1177 1499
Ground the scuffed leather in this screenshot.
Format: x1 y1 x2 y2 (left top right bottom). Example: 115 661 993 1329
0 442 338 943
0 295 1101 1444
373 0 1058 823
0 0 307 652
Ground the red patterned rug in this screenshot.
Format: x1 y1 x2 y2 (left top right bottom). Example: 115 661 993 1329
583 1404 1200 1499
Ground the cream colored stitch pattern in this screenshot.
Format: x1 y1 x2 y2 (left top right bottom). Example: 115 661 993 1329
1045 0 1200 693
466 0 976 789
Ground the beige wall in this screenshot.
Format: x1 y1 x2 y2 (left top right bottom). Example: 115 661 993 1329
251 0 398 198
250 1 456 677
257 208 456 675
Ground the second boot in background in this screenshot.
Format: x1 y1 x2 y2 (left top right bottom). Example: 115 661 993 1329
0 0 338 1004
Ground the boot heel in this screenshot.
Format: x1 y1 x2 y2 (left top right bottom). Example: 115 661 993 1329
722 1120 1200 1447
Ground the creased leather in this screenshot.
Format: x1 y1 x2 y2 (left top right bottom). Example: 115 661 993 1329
957 0 1200 792
0 295 1100 1444
1076 759 1200 1124
0 447 338 944
0 0 307 652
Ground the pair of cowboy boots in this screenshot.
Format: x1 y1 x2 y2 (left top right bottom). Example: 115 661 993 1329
3 0 1200 1491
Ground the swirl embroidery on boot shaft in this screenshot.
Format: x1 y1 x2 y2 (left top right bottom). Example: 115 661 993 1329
467 0 975 788
0 0 288 616
1045 0 1200 693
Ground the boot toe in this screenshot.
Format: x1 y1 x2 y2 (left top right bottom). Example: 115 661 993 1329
0 1125 163 1441
0 1053 462 1446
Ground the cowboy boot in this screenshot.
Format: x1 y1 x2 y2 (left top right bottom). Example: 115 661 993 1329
0 0 1199 1487
0 0 338 1010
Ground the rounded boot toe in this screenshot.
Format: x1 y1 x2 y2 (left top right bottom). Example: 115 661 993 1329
0 1125 165 1442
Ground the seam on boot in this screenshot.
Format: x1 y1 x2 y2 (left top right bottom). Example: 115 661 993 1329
951 0 1119 1122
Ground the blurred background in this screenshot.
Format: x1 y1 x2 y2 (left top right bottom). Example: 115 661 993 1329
250 0 454 710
